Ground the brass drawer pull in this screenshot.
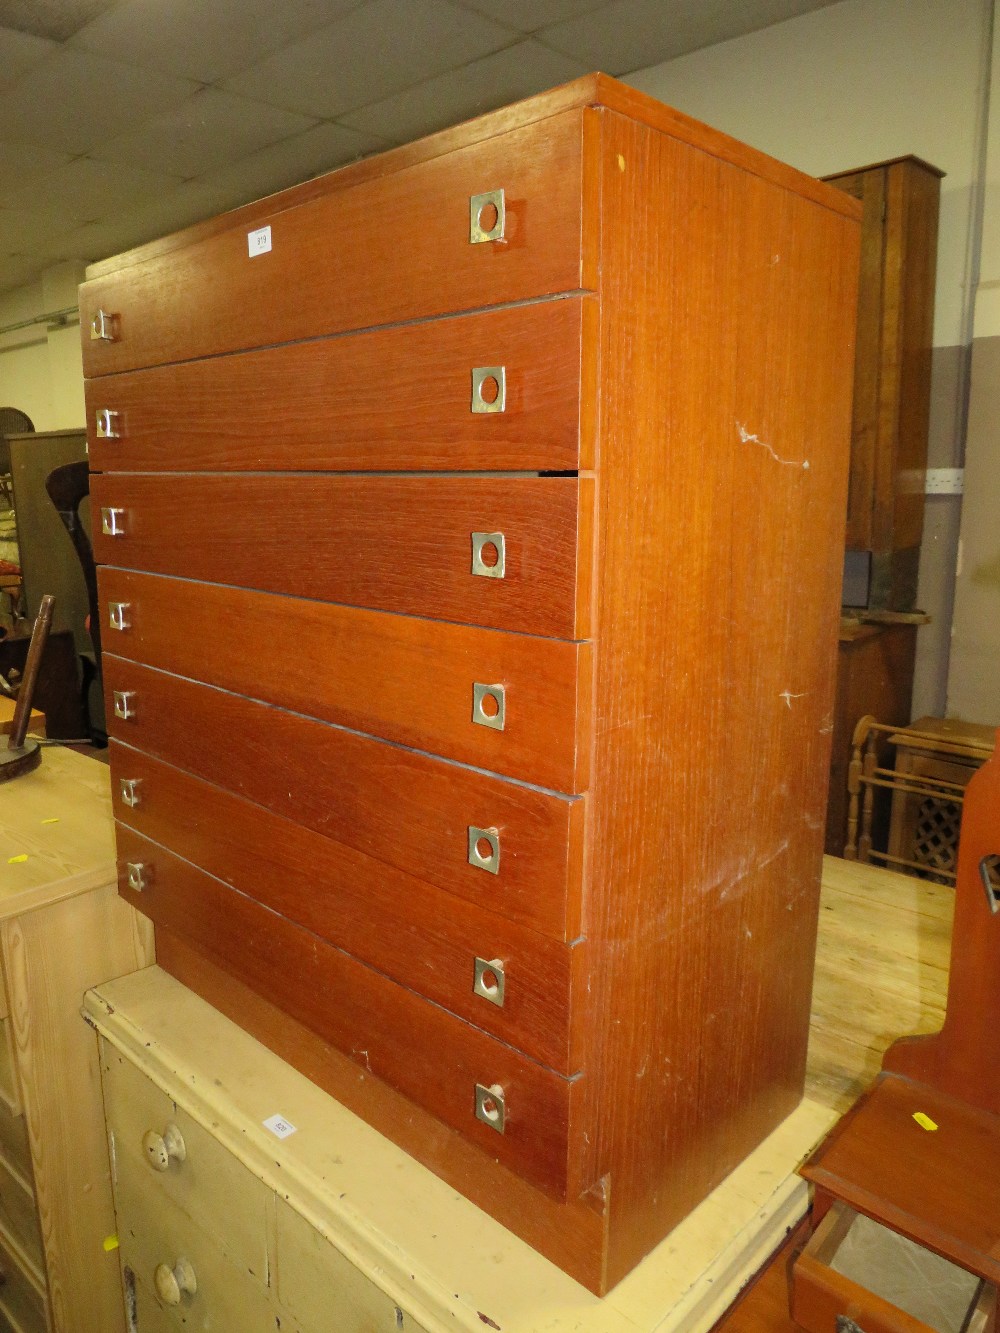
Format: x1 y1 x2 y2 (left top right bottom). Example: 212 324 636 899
143 1122 186 1173
101 507 127 536
90 308 117 342
469 189 505 243
125 861 149 892
472 683 505 731
473 957 505 1008
471 366 506 414
113 690 136 720
471 532 505 579
95 408 121 438
474 1083 506 1133
108 601 131 631
153 1256 197 1306
467 826 500 874
119 778 141 808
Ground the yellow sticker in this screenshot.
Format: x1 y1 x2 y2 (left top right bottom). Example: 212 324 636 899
103 1234 119 1252
913 1112 938 1132
7 854 28 864
41 817 60 825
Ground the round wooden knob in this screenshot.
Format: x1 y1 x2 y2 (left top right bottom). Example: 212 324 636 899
142 1123 186 1172
153 1256 197 1306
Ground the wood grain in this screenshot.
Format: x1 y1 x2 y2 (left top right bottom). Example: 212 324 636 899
108 745 586 1073
825 158 942 610
802 1073 1000 1284
86 297 596 474
579 108 860 1286
114 826 584 1202
83 78 862 1297
81 109 595 377
791 1205 936 1333
1 881 153 1333
82 74 857 287
97 568 591 793
883 741 1000 1110
102 659 585 939
91 473 593 639
825 623 917 856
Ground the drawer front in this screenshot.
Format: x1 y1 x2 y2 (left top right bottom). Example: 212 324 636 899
98 570 591 793
91 474 592 640
110 835 583 1200
102 1047 270 1284
274 1199 430 1333
126 1272 180 1333
86 297 596 474
0 1150 42 1274
112 788 584 1073
0 1228 47 1333
114 1171 275 1333
104 663 584 940
82 109 596 377
792 1203 994 1333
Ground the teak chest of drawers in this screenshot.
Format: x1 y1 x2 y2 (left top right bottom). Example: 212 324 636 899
81 73 861 1294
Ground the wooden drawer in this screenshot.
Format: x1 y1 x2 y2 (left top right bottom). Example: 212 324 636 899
91 474 593 640
114 1168 275 1333
98 570 591 794
86 297 596 474
111 781 585 1073
274 1198 430 1333
792 1203 997 1333
0 1226 47 1333
0 1150 42 1275
81 108 597 377
107 834 585 1201
125 1272 179 1333
103 1046 270 1284
103 661 584 940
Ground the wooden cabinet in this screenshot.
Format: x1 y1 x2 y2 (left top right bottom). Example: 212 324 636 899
794 1075 1000 1333
886 715 996 879
0 748 154 1332
824 157 943 612
85 963 844 1333
81 73 861 1293
824 621 919 855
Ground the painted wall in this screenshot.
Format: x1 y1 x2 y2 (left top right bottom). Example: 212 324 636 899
951 13 1000 722
0 262 87 432
626 0 994 723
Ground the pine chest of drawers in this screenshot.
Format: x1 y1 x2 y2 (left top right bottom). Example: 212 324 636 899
81 73 861 1294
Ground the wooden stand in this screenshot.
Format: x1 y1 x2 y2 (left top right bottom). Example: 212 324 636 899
794 742 1000 1331
884 737 1000 1109
0 747 154 1332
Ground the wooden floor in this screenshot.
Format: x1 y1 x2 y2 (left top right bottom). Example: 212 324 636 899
714 853 954 1330
806 854 951 1113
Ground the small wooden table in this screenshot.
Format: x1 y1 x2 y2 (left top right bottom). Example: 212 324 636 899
0 747 153 1333
887 715 996 881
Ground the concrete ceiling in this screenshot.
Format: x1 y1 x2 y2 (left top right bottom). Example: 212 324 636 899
0 0 846 298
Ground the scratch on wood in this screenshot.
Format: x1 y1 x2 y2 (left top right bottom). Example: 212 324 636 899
737 421 810 470
352 1047 372 1073
779 690 808 708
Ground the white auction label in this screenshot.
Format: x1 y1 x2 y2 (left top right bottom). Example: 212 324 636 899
248 225 272 257
262 1113 297 1139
